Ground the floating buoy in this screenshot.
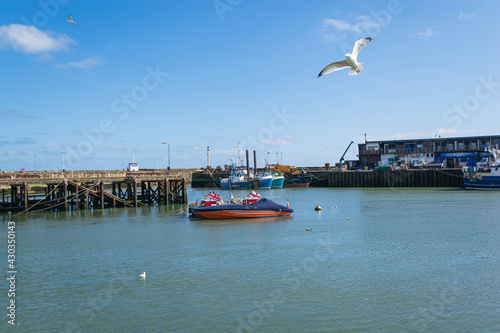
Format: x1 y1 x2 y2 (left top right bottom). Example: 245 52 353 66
314 206 322 211
306 228 312 231
347 217 350 221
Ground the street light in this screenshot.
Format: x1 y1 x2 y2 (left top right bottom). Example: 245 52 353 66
62 152 66 171
161 142 170 171
34 154 36 171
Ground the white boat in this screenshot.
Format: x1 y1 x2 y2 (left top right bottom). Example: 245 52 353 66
220 166 272 190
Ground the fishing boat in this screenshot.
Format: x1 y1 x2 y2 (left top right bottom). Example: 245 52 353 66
267 164 311 188
284 172 312 188
463 148 500 190
256 171 284 188
189 198 293 219
271 172 285 188
220 166 272 190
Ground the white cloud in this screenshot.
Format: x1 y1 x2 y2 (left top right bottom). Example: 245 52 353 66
0 24 76 54
55 56 104 70
68 56 103 69
415 28 434 39
320 16 380 41
458 12 477 20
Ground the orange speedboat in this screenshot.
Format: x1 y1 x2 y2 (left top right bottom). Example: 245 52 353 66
189 198 292 219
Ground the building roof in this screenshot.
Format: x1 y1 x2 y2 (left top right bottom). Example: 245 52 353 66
360 134 500 145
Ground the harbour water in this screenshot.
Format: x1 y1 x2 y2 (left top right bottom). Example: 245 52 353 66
1 187 499 332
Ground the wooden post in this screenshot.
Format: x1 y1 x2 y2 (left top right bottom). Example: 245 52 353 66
100 181 105 209
133 179 138 208
141 182 146 204
85 189 89 210
63 180 68 211
75 184 79 210
23 182 28 211
165 179 170 205
182 178 187 204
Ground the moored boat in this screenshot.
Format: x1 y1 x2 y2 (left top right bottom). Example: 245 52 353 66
189 198 293 219
267 164 311 188
284 173 312 188
221 166 272 190
271 172 285 188
463 148 500 190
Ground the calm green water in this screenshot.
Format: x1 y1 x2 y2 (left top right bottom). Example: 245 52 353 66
1 187 499 332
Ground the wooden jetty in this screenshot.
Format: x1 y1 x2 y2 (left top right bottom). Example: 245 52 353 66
0 170 187 214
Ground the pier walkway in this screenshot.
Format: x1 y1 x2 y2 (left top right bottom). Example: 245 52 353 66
0 170 187 214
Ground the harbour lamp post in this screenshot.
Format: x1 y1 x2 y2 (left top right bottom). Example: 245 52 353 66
162 142 170 171
34 154 36 171
62 152 66 171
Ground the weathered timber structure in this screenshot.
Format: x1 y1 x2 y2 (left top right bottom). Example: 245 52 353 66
309 169 464 188
0 170 187 214
191 169 464 188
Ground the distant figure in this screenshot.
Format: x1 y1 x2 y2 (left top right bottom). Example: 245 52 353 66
68 15 77 25
318 37 373 77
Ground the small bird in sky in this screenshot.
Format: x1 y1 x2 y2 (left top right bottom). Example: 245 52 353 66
67 15 77 25
318 37 373 77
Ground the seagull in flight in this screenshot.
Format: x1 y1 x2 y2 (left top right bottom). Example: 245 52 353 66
318 37 373 77
67 15 77 25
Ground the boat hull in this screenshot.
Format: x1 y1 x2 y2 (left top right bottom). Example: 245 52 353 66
189 198 293 219
220 177 272 190
464 176 500 190
271 176 285 188
283 182 310 188
283 175 312 188
196 210 292 219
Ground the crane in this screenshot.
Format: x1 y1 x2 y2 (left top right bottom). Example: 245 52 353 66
339 141 355 167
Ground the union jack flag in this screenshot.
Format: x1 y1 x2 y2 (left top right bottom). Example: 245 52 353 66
207 190 221 201
249 191 261 199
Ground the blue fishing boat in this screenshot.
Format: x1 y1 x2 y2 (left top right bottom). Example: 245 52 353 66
463 148 500 190
271 172 285 188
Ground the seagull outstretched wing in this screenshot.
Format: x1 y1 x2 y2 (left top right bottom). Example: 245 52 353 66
351 37 373 61
317 60 349 78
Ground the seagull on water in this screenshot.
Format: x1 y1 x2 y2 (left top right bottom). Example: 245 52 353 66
318 37 373 77
139 272 146 279
67 15 77 25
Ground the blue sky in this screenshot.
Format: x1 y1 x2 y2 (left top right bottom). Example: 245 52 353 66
1 0 499 171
